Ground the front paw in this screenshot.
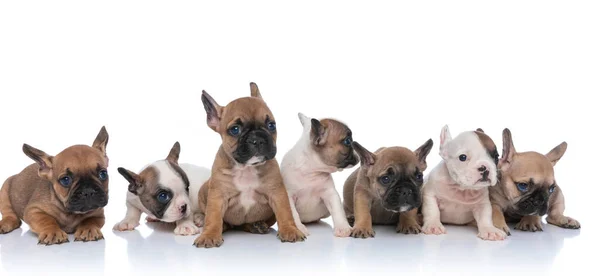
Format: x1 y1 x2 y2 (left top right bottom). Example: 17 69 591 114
334 227 352 237
297 223 310 236
0 217 21 234
277 225 306 243
74 226 104 242
38 228 69 245
113 219 139 231
193 213 205 227
397 220 422 235
493 221 511 236
547 215 580 229
174 221 201 236
478 226 507 241
193 233 224 248
350 226 375 239
422 221 446 235
515 216 543 232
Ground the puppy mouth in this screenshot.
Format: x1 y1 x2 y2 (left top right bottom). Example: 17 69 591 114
246 156 266 166
382 204 416 213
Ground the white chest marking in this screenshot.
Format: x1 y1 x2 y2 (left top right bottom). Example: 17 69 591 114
232 165 261 212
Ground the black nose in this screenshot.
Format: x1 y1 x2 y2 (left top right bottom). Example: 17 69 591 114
80 188 97 198
478 166 487 172
398 187 412 198
247 134 267 146
180 204 187 214
533 199 543 206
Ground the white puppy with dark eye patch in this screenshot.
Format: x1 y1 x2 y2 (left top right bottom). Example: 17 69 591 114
113 142 210 235
422 125 506 241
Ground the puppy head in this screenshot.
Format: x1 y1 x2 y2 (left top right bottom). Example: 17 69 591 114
498 128 566 216
298 113 358 170
22 126 110 214
201 82 277 166
117 142 191 222
353 139 433 212
439 125 500 189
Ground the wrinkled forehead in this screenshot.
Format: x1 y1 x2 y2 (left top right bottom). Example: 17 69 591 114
321 119 352 138
450 132 498 160
144 161 188 193
510 152 556 186
222 97 274 124
53 145 107 174
373 147 419 175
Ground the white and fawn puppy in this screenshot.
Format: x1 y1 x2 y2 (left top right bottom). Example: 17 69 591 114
281 113 359 237
422 125 507 241
113 142 210 235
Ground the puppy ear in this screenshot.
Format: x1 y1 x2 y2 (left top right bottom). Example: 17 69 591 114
118 167 143 195
476 128 485 133
92 126 109 157
166 142 181 164
546 142 567 166
415 139 434 171
439 125 452 157
298 112 311 128
499 128 516 171
352 141 376 166
23 144 54 179
311 119 328 146
201 90 223 132
250 82 262 99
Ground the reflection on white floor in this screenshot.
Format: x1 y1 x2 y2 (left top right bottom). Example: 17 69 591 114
0 214 592 276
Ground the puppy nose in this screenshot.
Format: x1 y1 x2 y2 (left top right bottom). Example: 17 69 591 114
80 188 96 198
247 134 267 146
180 204 187 214
478 165 487 172
398 187 412 198
533 199 543 206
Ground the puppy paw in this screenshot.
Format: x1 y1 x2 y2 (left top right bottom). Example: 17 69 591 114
38 228 69 245
297 223 310 236
478 226 507 241
0 217 21 234
243 221 272 234
493 221 511 236
277 225 306 243
422 222 446 235
547 215 580 229
193 213 205 227
74 226 104 242
350 226 375 239
193 233 224 248
515 216 543 232
113 220 139 231
397 220 422 235
174 221 201 236
333 227 352 237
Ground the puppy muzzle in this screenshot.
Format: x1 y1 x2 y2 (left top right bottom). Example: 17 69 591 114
337 153 359 169
233 129 277 165
516 190 549 216
66 180 108 213
382 182 421 213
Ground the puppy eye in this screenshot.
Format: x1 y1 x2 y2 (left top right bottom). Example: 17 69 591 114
267 121 276 132
379 175 392 185
98 169 108 181
516 182 529 192
59 176 72 187
549 185 556 194
343 136 353 146
416 172 424 181
228 125 241 136
156 191 171 203
459 154 468 162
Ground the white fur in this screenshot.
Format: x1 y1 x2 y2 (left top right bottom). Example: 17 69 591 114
113 162 210 236
231 164 261 213
421 126 506 241
280 113 354 237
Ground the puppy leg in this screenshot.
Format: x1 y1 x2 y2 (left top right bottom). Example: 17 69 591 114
74 215 105 242
397 208 421 234
268 184 306 243
492 204 511 235
0 182 21 234
24 208 69 245
175 216 201 236
350 188 375 238
321 188 351 237
194 186 225 248
113 202 142 231
546 187 580 229
421 194 446 235
473 201 506 241
515 215 543 232
289 195 310 236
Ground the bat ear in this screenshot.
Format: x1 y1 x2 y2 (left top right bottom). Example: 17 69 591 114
415 139 434 171
250 82 262 99
118 167 143 195
352 141 376 166
499 128 516 171
439 125 452 158
201 90 223 132
92 126 109 158
546 142 567 167
166 142 181 164
23 144 54 180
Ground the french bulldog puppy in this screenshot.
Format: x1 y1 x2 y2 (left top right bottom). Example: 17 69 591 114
281 113 358 237
421 125 506 241
193 82 306 248
490 128 580 234
0 127 109 245
343 140 433 238
113 142 210 236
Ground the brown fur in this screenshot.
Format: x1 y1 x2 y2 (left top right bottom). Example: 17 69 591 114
0 127 109 245
310 119 356 168
343 140 433 238
193 83 305 248
490 128 579 234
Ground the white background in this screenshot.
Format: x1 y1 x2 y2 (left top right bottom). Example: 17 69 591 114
1 1 598 275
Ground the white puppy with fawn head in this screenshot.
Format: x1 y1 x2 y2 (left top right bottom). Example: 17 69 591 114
113 142 210 235
281 113 359 237
421 125 507 241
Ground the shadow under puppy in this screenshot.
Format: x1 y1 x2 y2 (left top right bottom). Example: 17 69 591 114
0 127 110 245
421 125 506 241
281 113 358 237
343 139 433 238
114 142 210 235
491 128 580 234
194 82 306 248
